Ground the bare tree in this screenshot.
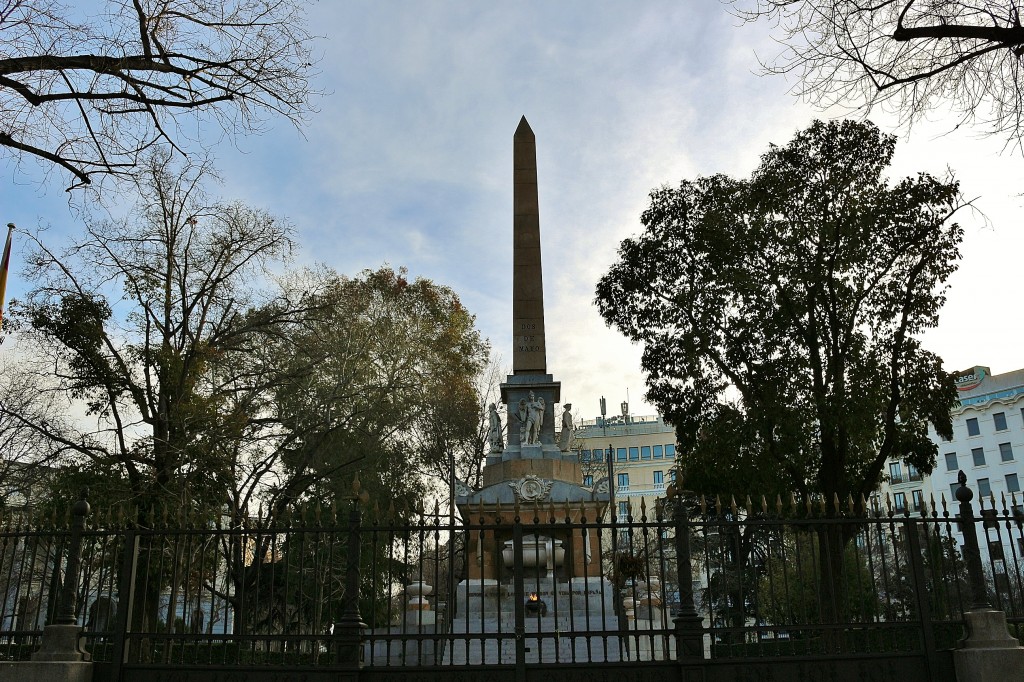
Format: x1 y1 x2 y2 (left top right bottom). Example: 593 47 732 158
0 361 68 508
735 1 1024 146
0 0 318 189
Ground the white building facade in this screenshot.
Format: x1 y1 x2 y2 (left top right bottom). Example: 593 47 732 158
881 365 1024 574
572 401 677 520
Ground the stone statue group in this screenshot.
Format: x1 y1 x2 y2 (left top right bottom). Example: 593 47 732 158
487 394 573 452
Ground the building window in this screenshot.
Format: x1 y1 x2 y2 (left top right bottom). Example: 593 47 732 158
972 447 986 467
889 461 903 484
893 492 906 512
994 412 1008 431
628 447 639 461
641 445 651 460
617 473 630 489
911 489 924 512
949 483 960 501
1000 442 1014 462
583 475 593 487
966 417 980 436
653 445 663 459
653 470 664 487
944 452 958 471
616 448 627 462
907 463 921 481
669 470 677 483
618 501 630 518
666 444 676 459
1006 474 1020 494
978 478 992 497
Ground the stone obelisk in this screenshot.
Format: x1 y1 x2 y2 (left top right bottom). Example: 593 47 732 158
453 116 610 596
512 116 547 375
497 117 560 458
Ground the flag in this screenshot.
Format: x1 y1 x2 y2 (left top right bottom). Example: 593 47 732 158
0 224 13 332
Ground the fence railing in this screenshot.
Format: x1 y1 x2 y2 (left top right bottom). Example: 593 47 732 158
0 475 1021 670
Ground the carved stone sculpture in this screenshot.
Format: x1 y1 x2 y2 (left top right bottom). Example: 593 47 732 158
525 391 544 445
559 403 573 451
454 479 474 497
515 398 529 444
508 474 553 503
487 403 504 452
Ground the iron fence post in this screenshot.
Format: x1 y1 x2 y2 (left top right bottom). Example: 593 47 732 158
905 517 938 679
955 471 992 611
56 489 90 625
109 528 139 677
31 489 91 662
672 492 703 661
335 501 367 672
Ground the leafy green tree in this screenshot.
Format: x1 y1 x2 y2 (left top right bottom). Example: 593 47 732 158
597 120 965 625
5 149 490 641
734 1 1024 147
597 119 962 504
756 529 877 633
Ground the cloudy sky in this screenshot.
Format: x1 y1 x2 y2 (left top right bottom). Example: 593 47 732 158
2 1 1022 422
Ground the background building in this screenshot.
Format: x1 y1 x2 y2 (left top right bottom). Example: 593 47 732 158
878 365 1024 591
572 398 677 520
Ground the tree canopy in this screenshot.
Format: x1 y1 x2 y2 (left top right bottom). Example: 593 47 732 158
596 119 965 502
3 151 489 523
735 1 1024 146
0 0 317 188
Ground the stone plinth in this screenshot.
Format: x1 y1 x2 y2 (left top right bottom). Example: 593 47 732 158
482 457 582 488
954 609 1024 682
457 501 606 582
0 662 92 682
0 625 93 682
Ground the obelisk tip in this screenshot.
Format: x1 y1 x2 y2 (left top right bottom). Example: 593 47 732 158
515 116 534 138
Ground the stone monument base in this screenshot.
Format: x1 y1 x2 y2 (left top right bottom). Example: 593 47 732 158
954 609 1024 682
0 662 92 682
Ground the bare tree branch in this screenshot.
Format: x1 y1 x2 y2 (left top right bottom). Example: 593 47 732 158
0 0 319 188
735 1 1024 147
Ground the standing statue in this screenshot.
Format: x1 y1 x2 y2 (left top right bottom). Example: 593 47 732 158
525 391 545 445
559 403 573 451
487 403 504 452
516 398 529 444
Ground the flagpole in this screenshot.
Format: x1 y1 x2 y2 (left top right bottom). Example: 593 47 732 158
0 223 15 333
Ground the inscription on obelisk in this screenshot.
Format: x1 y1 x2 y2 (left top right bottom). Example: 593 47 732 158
512 116 547 374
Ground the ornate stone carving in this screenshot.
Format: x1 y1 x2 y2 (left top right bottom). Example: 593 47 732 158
593 477 610 494
508 474 553 502
454 479 474 497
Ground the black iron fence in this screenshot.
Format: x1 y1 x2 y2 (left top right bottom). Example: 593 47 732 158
0 475 1022 678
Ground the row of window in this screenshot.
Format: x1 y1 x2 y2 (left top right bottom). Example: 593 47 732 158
614 471 670 488
889 478 1020 510
586 470 675 489
891 490 925 512
580 444 677 462
950 474 1020 498
888 461 922 484
944 442 1014 471
960 409 1022 438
